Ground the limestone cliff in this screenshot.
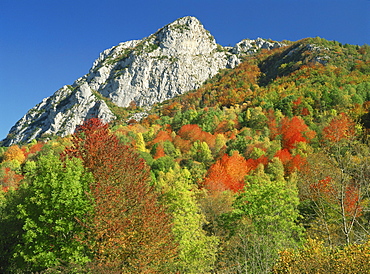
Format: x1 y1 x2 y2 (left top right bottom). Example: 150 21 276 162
2 16 283 146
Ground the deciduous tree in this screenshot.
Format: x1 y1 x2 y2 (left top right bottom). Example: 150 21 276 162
64 118 176 272
204 151 252 192
322 113 356 143
273 238 370 274
157 165 218 273
299 141 370 246
219 163 303 273
3 145 25 164
14 152 93 272
280 116 315 150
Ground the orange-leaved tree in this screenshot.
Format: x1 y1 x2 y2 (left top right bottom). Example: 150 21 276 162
280 116 316 150
274 148 307 175
64 118 176 272
3 145 26 164
322 113 356 143
204 151 253 193
0 167 24 191
177 124 216 149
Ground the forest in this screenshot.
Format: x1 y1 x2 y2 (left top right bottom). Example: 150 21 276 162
0 38 369 273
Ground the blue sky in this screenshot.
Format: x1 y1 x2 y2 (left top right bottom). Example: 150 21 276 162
1 0 369 141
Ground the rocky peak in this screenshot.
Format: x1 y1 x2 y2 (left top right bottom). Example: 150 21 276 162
2 16 285 146
79 15 238 109
154 16 217 56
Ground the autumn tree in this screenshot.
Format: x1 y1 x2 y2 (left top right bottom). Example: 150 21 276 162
134 132 147 152
1 146 26 191
150 130 173 145
322 113 356 144
274 148 307 175
64 118 176 272
152 143 166 159
0 167 24 191
280 116 316 150
3 145 25 164
273 238 370 274
299 125 370 246
177 124 216 149
204 151 253 193
22 140 44 158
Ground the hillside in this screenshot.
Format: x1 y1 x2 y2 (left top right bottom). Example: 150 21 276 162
1 25 370 273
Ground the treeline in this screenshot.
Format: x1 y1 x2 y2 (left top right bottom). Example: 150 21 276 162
0 38 369 273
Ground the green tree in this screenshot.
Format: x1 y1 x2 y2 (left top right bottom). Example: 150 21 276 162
244 107 268 130
0 187 27 272
213 133 227 156
14 152 94 272
189 141 213 165
196 108 222 133
219 162 303 273
236 163 303 246
157 164 218 273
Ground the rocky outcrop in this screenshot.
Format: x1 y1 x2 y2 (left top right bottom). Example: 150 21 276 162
231 38 285 55
3 84 115 145
83 16 239 108
2 16 284 146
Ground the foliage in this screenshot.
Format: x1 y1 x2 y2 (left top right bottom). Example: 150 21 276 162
0 187 27 272
14 152 94 272
204 151 252 192
3 145 26 164
273 238 370 274
156 165 218 273
189 141 213 165
64 118 177 272
1 37 370 272
322 112 356 143
217 164 303 273
299 137 370 246
0 166 24 191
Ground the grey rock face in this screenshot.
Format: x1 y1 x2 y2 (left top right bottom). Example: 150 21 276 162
232 38 285 55
3 84 115 146
2 16 284 146
84 16 238 108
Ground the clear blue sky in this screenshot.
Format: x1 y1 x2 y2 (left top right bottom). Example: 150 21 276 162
1 0 369 142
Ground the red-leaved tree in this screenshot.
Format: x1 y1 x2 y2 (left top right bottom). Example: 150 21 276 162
275 148 307 174
178 124 216 149
322 113 356 143
0 167 24 191
64 118 176 272
204 151 253 193
280 116 315 150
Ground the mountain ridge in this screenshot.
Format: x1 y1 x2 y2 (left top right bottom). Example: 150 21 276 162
2 16 285 146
